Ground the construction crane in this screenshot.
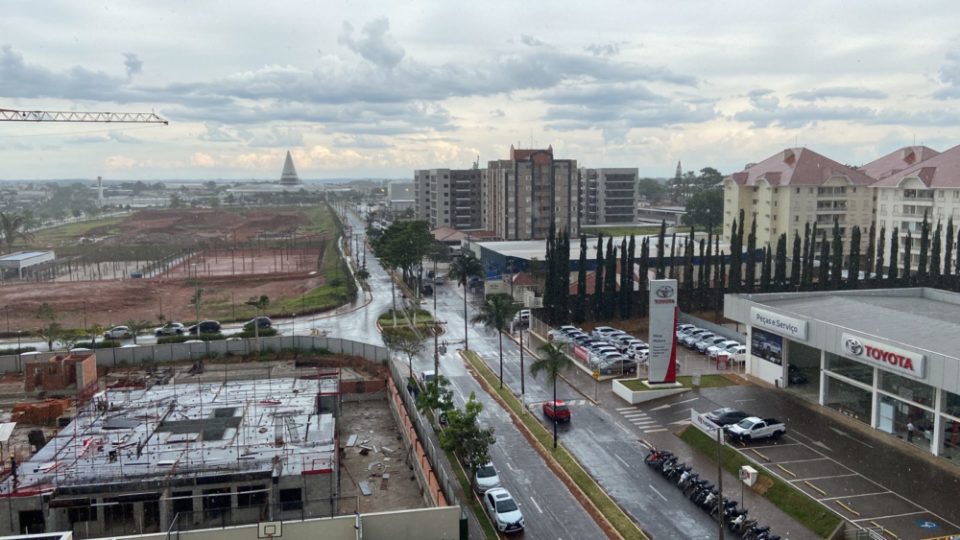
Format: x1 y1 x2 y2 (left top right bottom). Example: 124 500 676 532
0 108 168 125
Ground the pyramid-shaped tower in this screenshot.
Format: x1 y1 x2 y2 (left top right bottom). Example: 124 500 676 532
279 151 301 185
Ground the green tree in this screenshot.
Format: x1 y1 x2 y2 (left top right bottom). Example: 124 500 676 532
35 303 60 351
818 231 830 289
668 232 677 280
619 238 630 318
831 217 843 290
245 295 270 350
603 240 617 319
774 234 787 291
865 222 876 281
592 235 604 320
849 226 861 290
791 231 802 289
745 215 757 292
416 374 454 424
382 328 427 380
625 235 636 318
531 343 573 449
637 178 666 204
681 232 695 310
447 252 483 351
472 294 519 389
0 212 35 250
655 221 666 279
902 229 913 286
945 218 954 289
439 393 495 472
930 221 942 287
918 212 930 284
875 226 886 286
683 188 723 229
125 319 152 344
759 246 772 292
573 235 587 324
729 212 743 292
637 238 650 318
888 227 899 284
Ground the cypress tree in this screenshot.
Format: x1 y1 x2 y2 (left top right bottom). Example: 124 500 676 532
698 238 707 310
705 230 713 289
931 220 942 287
619 238 629 319
638 238 650 317
729 210 744 292
831 216 843 290
791 230 802 290
865 221 876 281
760 245 772 292
903 229 913 286
875 226 886 286
774 233 787 291
556 230 570 321
745 216 757 292
818 231 830 289
888 227 899 284
945 217 954 289
849 226 861 290
604 240 618 319
593 235 604 320
713 235 721 311
655 220 666 279
573 234 587 324
625 236 636 319
544 226 555 318
668 232 677 280
918 211 930 284
715 250 727 321
683 231 695 310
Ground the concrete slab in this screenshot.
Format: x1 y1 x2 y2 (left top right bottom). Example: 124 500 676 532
795 474 883 499
829 492 922 521
777 458 853 480
742 443 822 463
864 511 960 540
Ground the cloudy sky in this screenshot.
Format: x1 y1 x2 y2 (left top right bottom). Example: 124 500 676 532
2 0 960 180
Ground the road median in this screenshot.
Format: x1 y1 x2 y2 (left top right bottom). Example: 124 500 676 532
461 349 649 540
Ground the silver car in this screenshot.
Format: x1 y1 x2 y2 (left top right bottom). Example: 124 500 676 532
474 462 500 494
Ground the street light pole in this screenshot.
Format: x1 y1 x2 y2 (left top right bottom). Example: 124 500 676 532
519 328 525 400
433 257 439 378
717 426 725 540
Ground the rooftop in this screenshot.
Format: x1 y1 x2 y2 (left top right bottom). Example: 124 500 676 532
739 288 960 361
859 145 940 181
0 251 53 262
871 143 960 188
0 377 336 496
727 147 876 187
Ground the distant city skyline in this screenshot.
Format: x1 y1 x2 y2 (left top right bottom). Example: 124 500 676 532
1 1 960 180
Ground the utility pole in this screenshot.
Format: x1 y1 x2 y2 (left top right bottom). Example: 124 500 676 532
717 426 725 540
433 257 440 378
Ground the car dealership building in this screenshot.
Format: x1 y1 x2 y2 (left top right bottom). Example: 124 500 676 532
725 288 960 462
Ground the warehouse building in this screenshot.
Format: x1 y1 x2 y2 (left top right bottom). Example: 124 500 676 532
725 288 960 462
0 251 55 279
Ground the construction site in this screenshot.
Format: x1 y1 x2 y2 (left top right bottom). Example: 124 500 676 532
0 353 427 539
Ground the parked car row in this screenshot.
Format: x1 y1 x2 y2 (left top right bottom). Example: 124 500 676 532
549 324 649 375
675 324 745 362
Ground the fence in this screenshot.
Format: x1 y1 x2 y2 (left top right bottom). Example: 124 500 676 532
0 335 391 373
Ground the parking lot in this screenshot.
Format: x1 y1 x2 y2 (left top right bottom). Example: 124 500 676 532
640 384 960 540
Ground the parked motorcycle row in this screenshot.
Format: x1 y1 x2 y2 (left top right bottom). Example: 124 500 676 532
644 447 780 540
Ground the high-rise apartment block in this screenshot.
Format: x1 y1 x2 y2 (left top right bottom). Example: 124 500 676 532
579 168 639 226
722 148 876 255
483 145 579 239
414 168 483 229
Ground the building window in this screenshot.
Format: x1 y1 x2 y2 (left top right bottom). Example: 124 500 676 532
237 485 267 508
280 488 303 511
825 352 874 385
68 502 98 523
939 191 945 198
879 370 935 407
795 216 799 222
824 376 872 423
172 491 193 515
796 188 800 194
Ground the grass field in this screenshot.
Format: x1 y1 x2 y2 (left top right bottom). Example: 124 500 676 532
679 426 841 538
30 216 124 245
463 350 649 540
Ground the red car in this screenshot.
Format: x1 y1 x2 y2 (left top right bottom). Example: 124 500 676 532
542 400 571 422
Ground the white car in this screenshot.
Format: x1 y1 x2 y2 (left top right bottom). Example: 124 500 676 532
591 326 620 339
474 462 500 494
103 326 133 339
707 340 742 359
484 487 525 534
697 336 728 354
548 330 573 344
682 329 710 348
154 322 186 336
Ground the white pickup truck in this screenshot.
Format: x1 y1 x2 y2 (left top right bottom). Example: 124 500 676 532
725 417 786 442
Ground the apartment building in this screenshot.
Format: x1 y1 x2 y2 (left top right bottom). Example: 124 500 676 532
483 145 578 240
870 144 960 271
579 168 639 225
414 168 483 230
722 148 876 256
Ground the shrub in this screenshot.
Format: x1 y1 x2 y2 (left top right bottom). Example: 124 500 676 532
74 340 121 350
236 328 279 338
157 333 225 344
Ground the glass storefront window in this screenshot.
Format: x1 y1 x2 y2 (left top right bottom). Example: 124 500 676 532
944 390 960 418
825 353 874 385
879 371 935 408
824 375 872 424
943 418 960 461
878 395 933 451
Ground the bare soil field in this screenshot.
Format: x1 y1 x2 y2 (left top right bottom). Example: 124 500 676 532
90 208 311 244
163 248 319 278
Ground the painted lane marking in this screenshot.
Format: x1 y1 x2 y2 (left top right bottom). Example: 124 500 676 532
614 454 631 468
529 496 543 514
645 428 669 433
649 484 668 502
673 397 700 405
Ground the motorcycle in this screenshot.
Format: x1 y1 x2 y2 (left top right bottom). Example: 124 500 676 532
741 524 771 540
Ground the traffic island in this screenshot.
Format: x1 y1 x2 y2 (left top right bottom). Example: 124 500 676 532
461 349 649 540
613 375 733 404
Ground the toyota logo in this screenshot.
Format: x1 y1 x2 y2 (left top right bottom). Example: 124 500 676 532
844 337 864 356
655 285 674 299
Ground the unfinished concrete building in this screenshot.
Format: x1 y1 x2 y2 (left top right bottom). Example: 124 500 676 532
0 377 340 538
24 353 98 399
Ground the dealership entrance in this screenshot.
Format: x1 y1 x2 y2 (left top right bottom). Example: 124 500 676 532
725 288 960 462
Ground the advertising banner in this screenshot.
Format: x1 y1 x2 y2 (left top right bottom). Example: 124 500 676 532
573 345 590 364
647 279 678 383
750 307 808 341
690 408 723 438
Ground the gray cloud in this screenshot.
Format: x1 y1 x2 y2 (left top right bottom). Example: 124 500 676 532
338 18 405 68
520 35 544 47
68 131 141 144
748 89 779 110
490 109 505 118
332 135 391 148
789 87 888 101
123 52 143 79
240 126 304 148
934 48 960 99
584 42 620 57
0 44 124 100
735 97 960 128
199 123 240 142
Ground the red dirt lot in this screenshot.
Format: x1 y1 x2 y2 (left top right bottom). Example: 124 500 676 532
163 249 319 278
92 208 311 244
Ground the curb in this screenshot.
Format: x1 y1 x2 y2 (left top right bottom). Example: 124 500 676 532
504 331 600 406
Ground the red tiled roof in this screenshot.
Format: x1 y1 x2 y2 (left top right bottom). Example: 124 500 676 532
859 146 940 181
726 148 875 187
872 144 960 188
511 272 538 287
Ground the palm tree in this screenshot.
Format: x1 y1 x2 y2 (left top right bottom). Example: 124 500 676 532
0 212 34 251
447 252 483 351
531 342 573 449
472 293 519 389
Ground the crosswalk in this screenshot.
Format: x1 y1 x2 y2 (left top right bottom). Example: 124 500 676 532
616 406 688 434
